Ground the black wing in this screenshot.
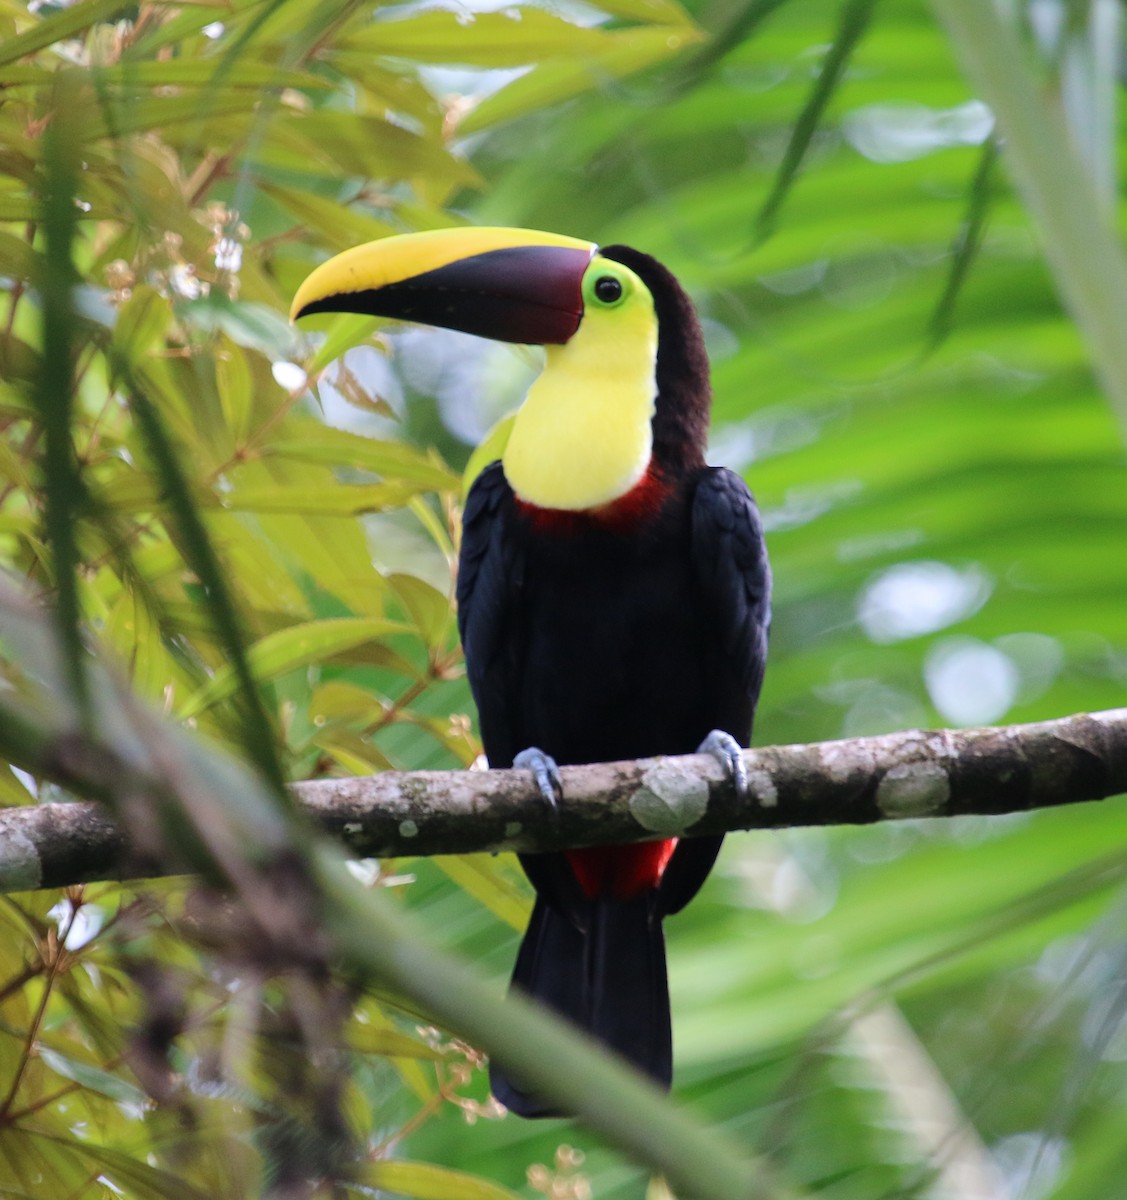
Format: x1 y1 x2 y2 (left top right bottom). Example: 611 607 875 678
689 466 771 735
457 461 524 770
458 466 588 918
659 466 771 915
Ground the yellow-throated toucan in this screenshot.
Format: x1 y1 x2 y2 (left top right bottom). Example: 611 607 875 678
292 227 771 1117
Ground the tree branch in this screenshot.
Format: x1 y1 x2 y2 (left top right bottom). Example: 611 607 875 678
3 708 1125 894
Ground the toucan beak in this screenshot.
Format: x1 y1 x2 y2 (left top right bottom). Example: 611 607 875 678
290 227 597 346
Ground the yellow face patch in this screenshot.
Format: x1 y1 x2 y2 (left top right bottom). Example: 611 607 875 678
502 256 659 511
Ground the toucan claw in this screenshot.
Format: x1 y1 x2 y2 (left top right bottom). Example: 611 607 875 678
697 729 748 801
513 746 563 809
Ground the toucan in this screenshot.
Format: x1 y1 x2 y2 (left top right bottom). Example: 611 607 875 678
292 227 771 1118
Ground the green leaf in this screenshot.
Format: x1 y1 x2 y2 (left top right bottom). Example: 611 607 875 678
215 339 255 446
302 312 384 374
754 0 878 241
0 196 42 222
310 680 382 724
0 436 32 492
433 855 529 933
224 481 418 515
0 61 325 87
388 574 452 650
458 26 703 134
112 285 172 365
178 618 407 719
0 230 38 282
312 728 395 774
0 764 34 807
346 1025 446 1060
352 1160 522 1200
0 1128 89 1198
56 1140 216 1200
98 60 325 89
180 294 297 359
266 428 460 492
257 180 397 251
351 9 607 66
37 1045 148 1106
0 0 134 68
462 413 514 500
590 0 698 22
255 113 481 189
72 91 262 143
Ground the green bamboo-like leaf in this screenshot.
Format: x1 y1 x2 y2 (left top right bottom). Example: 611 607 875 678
224 481 418 514
178 617 407 719
0 0 133 68
590 0 698 23
458 25 703 134
0 61 325 87
667 0 789 88
256 179 397 250
297 312 384 373
462 413 515 500
433 855 529 933
315 637 420 678
0 764 34 806
72 91 263 144
388 574 453 650
310 681 384 726
179 294 296 358
36 1045 148 1106
255 113 481 188
53 1139 215 1200
353 1160 522 1200
104 586 184 703
312 728 396 775
214 339 255 446
754 0 878 242
346 1024 446 1060
94 59 323 90
321 58 445 127
351 9 607 66
0 197 42 222
0 1128 90 1197
927 135 1000 344
0 230 38 282
351 1003 439 1101
112 285 172 365
0 437 32 491
266 428 459 491
122 0 263 58
123 371 290 801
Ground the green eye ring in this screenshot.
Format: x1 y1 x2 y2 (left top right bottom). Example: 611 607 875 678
583 260 633 309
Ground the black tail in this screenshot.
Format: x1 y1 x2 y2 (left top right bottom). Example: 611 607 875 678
489 893 671 1118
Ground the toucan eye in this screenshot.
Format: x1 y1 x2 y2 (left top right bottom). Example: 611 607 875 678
594 276 623 304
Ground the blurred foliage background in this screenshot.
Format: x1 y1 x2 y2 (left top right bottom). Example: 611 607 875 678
1 0 1127 1197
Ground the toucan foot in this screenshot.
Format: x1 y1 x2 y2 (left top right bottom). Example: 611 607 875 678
697 729 748 800
513 746 563 809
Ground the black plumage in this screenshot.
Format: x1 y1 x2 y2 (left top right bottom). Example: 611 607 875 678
456 247 771 1116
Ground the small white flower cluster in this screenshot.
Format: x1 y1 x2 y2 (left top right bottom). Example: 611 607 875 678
104 203 251 306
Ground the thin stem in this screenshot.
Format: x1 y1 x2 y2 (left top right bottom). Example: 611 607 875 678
0 905 75 1120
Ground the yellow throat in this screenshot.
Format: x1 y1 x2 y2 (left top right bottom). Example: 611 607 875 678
502 256 658 511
